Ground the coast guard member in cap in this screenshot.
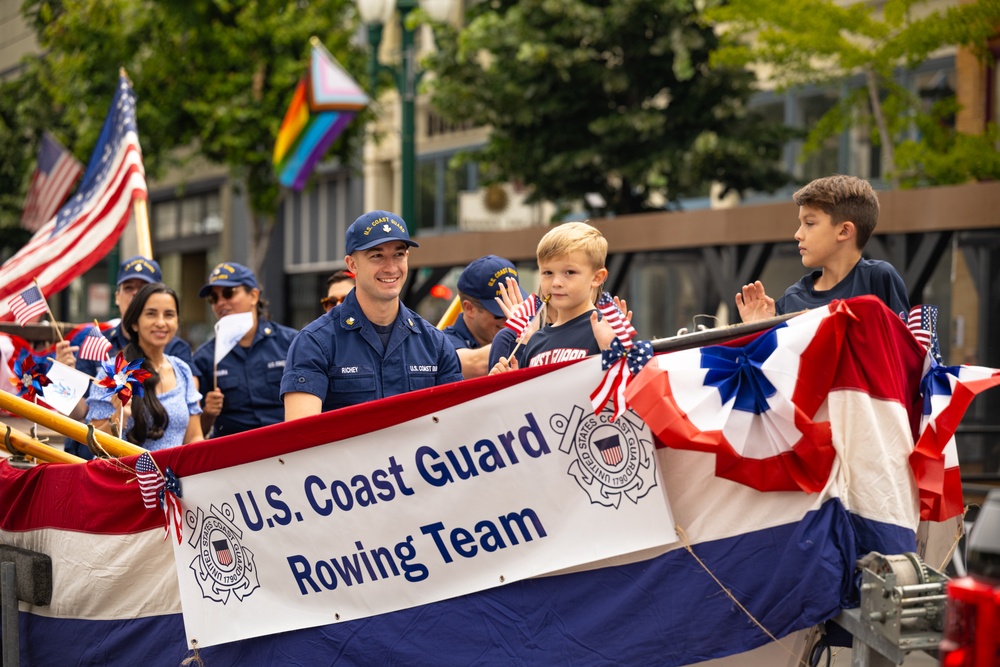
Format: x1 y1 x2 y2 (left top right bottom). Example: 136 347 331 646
61 256 192 458
443 255 526 379
281 210 463 419
191 262 297 437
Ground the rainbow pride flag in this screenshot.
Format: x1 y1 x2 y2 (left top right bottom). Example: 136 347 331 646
273 38 368 191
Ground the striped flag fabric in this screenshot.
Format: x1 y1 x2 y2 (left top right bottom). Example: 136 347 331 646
135 451 164 510
78 325 113 361
0 75 147 322
590 291 643 420
504 294 542 336
907 304 942 361
8 284 49 325
596 292 636 347
273 39 368 191
21 132 84 233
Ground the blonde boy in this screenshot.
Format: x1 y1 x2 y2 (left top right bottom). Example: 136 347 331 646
736 175 909 322
492 222 610 372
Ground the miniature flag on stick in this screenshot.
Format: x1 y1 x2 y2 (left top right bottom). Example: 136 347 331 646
596 292 636 347
135 451 164 510
590 292 647 421
907 304 942 362
273 37 369 191
8 284 49 326
504 294 542 337
79 324 113 361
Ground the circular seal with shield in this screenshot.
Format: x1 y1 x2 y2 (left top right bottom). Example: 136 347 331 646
187 503 260 604
552 405 658 508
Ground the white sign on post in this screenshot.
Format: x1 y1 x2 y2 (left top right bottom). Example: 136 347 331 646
170 358 677 648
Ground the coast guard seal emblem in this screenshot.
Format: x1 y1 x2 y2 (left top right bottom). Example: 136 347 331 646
187 503 260 604
552 405 657 508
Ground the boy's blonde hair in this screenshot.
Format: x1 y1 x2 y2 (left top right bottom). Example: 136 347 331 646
793 175 880 249
536 222 608 270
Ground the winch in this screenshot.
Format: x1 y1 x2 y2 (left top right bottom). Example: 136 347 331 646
858 551 948 650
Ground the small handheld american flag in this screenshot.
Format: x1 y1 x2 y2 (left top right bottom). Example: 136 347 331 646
135 451 164 510
79 325 113 361
504 294 543 337
596 292 636 348
9 284 49 326
906 304 942 362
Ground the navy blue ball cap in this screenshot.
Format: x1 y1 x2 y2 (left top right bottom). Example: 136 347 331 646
198 262 259 298
457 255 527 318
345 210 419 255
117 256 163 285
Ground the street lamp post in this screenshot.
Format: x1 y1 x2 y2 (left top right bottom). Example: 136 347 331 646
357 0 454 233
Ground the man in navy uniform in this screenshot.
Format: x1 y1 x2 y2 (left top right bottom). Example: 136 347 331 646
442 255 526 379
191 262 297 437
281 210 463 419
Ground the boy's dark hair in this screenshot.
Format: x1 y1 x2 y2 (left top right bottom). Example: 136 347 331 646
793 175 879 249
325 269 356 288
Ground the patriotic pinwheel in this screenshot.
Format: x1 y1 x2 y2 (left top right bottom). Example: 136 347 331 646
96 351 151 406
10 353 51 401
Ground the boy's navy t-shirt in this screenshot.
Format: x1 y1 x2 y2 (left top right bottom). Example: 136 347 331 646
524 310 601 368
776 258 909 318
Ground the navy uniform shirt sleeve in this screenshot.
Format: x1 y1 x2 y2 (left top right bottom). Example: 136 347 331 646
280 325 331 401
190 340 214 391
488 328 520 368
441 315 477 351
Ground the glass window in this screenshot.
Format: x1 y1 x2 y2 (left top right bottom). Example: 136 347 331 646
153 200 178 240
799 92 840 181
180 197 203 236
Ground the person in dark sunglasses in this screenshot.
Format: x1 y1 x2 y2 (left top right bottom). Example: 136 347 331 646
190 262 298 438
321 270 356 312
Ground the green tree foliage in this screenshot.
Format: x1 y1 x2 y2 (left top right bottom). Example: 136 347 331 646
423 0 796 215
6 0 369 270
708 0 1000 187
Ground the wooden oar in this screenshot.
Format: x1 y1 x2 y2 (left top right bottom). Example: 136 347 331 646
0 421 85 464
0 391 144 458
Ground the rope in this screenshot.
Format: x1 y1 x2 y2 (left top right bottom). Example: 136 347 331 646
181 640 205 666
675 524 811 667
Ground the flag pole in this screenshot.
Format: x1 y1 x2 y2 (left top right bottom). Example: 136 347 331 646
0 421 86 464
34 277 64 341
435 295 462 330
0 390 144 457
119 67 153 259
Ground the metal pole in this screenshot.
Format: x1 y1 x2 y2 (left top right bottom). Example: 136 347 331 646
1 561 18 667
397 0 418 232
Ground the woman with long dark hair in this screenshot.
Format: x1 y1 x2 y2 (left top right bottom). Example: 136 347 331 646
87 283 203 450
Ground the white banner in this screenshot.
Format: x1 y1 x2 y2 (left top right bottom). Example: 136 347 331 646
171 357 677 647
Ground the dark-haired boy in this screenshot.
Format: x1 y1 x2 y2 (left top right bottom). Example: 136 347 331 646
736 174 909 322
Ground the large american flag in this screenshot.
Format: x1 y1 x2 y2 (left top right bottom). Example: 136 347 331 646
20 132 84 233
0 75 147 321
